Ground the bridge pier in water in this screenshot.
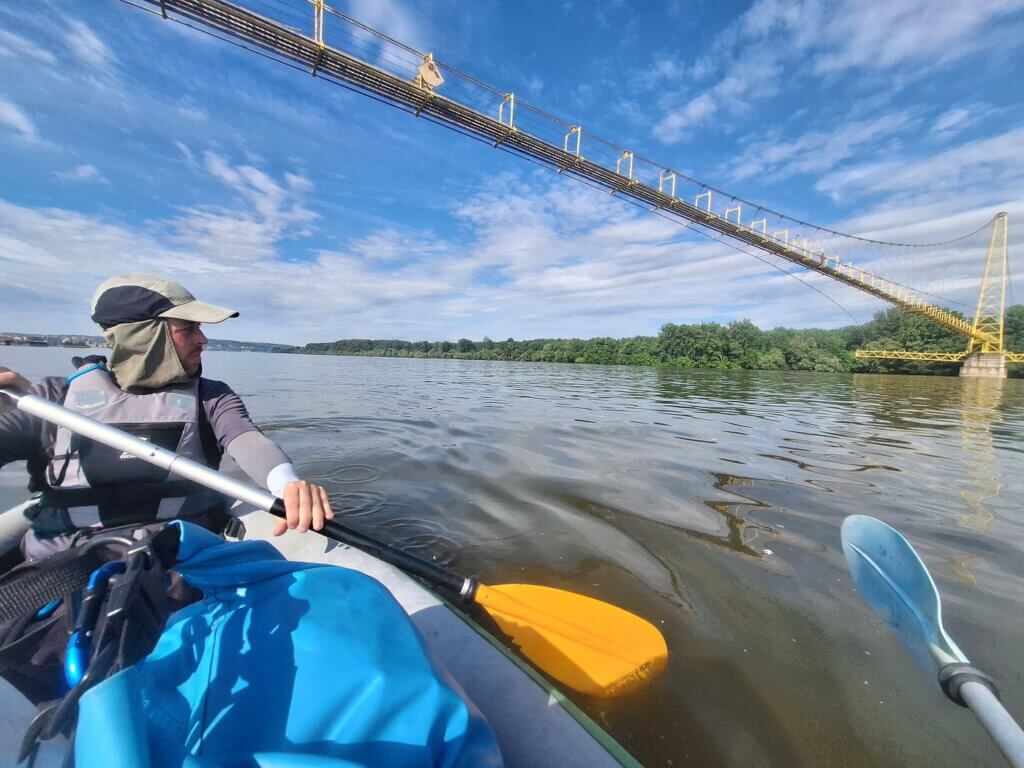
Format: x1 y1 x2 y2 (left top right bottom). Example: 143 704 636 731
960 353 1007 379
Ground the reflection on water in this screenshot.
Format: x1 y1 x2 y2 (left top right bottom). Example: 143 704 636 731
1 348 1022 767
700 473 776 558
959 379 1004 535
950 380 1005 590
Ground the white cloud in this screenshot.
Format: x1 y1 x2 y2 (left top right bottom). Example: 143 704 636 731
636 58 691 88
66 20 115 70
932 108 971 135
174 140 195 167
652 42 783 143
734 0 1024 75
0 29 56 64
806 0 1024 74
930 104 994 139
0 156 874 342
344 0 422 44
284 172 313 193
816 126 1024 203
167 152 319 263
723 111 915 182
0 201 195 332
1 162 1012 342
54 164 107 184
0 95 37 141
648 0 1024 142
654 93 718 144
442 174 867 331
632 54 715 95
347 229 447 264
525 76 545 96
176 102 207 123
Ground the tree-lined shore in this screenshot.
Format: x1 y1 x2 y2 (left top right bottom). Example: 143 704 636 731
297 306 1024 377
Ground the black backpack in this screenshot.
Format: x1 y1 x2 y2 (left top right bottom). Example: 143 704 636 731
0 525 186 765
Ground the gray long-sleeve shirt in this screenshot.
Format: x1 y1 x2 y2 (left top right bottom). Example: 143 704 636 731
0 376 298 495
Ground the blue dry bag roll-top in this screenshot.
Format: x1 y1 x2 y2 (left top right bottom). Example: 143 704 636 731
75 522 503 768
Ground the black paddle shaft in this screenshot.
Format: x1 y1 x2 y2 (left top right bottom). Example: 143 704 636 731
269 499 473 598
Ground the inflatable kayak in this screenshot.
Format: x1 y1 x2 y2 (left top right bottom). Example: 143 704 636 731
0 498 644 768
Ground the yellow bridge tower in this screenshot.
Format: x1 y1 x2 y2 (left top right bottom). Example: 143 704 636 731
856 213 1022 378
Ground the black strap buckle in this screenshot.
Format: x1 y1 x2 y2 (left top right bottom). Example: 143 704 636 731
92 525 180 662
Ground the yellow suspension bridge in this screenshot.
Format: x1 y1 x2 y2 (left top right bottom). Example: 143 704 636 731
130 0 1021 376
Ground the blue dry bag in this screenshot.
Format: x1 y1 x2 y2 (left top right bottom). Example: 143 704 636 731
75 522 502 768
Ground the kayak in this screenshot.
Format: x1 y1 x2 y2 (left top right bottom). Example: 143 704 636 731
0 499 643 768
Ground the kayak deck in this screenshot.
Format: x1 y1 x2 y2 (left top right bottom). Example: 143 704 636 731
237 508 642 768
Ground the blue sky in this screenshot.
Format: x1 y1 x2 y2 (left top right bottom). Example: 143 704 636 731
1 0 1023 344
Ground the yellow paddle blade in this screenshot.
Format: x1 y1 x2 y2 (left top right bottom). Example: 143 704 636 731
474 583 668 698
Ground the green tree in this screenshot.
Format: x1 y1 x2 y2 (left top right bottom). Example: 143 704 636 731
293 304 1022 377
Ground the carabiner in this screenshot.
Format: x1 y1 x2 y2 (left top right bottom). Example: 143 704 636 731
64 561 126 688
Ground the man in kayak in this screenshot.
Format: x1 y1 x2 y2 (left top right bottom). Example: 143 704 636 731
0 274 333 559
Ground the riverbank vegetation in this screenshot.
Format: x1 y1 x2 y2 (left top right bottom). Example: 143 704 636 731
298 305 1024 376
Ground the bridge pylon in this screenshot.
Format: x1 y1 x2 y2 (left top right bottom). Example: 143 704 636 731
959 213 1009 377
856 213 1022 377
968 212 1009 354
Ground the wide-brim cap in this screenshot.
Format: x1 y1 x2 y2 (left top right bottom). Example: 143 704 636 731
91 273 239 329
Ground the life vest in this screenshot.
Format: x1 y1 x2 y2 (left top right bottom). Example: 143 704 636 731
38 360 224 529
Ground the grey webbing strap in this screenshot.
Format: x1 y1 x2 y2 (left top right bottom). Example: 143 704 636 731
0 548 107 622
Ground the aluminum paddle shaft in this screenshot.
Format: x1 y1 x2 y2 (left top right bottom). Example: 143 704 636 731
1 389 473 597
962 683 1024 768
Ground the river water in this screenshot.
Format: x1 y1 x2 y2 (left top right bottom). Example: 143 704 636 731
2 346 1022 767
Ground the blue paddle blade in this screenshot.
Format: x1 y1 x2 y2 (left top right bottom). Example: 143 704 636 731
841 515 967 673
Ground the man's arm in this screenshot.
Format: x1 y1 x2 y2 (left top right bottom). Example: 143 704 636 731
199 379 334 534
0 368 67 468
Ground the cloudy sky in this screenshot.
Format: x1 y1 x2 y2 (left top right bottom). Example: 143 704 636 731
1 0 1023 344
